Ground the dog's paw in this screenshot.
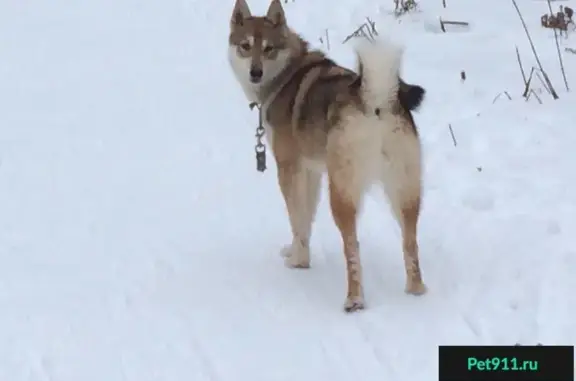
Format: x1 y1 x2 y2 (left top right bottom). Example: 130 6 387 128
280 244 292 258
405 281 427 296
343 295 365 313
280 244 310 269
284 255 310 269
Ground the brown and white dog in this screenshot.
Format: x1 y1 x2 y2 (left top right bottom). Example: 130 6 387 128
228 0 427 312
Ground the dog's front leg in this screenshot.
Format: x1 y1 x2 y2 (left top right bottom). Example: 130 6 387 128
276 160 321 268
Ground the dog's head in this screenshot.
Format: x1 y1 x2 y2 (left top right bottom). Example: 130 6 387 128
228 0 292 86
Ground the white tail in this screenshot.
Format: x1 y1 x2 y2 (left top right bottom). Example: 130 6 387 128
354 38 404 113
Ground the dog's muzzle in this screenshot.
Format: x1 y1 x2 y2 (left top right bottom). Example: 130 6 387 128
249 68 263 83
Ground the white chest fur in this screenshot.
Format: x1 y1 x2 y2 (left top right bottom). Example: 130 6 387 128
228 46 275 146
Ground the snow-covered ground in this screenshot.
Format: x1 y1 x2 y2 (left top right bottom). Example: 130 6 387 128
1 0 575 379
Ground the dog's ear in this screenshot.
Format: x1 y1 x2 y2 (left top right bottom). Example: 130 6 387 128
266 0 286 27
231 0 251 26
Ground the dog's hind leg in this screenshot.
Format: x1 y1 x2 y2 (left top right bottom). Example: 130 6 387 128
277 161 321 268
328 171 364 312
380 119 427 295
326 116 376 312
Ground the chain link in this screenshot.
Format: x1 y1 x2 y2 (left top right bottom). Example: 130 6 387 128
249 102 267 172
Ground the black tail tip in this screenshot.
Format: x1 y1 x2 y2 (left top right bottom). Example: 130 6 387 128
399 83 426 111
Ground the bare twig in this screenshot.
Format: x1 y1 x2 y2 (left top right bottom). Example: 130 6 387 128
325 29 330 50
511 0 559 99
566 47 576 54
547 0 569 91
448 124 457 147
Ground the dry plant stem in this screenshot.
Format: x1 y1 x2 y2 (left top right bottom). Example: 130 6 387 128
442 20 469 26
366 17 378 36
523 67 535 97
448 124 457 147
534 69 552 94
526 89 543 104
547 0 570 91
524 66 553 96
493 91 512 103
342 21 376 44
343 24 365 43
515 45 528 88
440 19 468 32
511 0 559 99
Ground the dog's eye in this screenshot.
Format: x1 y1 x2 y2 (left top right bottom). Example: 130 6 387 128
263 45 274 53
240 42 251 51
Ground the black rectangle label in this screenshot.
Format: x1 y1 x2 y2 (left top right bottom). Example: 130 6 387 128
439 345 574 381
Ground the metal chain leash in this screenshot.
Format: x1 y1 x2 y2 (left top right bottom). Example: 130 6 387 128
249 102 267 172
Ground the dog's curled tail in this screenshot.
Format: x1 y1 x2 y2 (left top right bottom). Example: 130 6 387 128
353 38 424 113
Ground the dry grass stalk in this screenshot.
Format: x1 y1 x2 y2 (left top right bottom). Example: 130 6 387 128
522 66 553 98
448 124 457 147
515 45 528 88
526 89 543 104
342 18 378 44
512 0 559 99
319 29 331 50
492 91 512 104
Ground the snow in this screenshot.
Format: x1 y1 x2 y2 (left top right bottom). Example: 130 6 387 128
1 0 575 379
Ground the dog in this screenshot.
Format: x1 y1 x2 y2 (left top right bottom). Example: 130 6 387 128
228 0 427 312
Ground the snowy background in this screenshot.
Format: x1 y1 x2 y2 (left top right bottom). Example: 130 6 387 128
1 0 575 380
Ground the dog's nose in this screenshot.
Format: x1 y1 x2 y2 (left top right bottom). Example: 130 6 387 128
249 68 263 82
